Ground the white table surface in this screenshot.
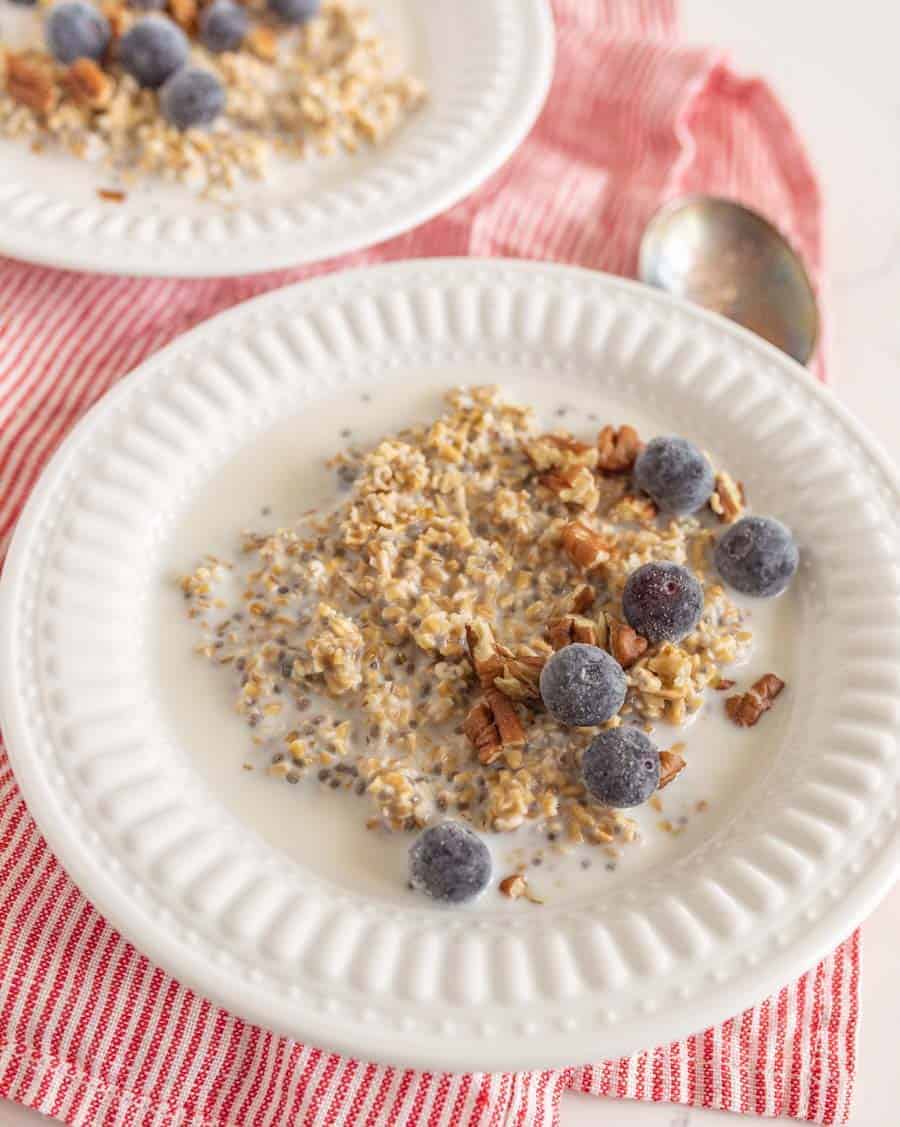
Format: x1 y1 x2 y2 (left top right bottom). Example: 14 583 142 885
1 1 897 1124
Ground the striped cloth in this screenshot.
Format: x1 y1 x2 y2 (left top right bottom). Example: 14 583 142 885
0 1 856 1124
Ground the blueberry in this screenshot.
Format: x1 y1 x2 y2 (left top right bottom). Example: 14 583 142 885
634 436 714 515
622 561 703 644
582 728 660 808
9 0 39 6
45 2 110 64
268 0 319 23
714 515 798 598
118 16 189 89
409 822 491 904
127 0 166 9
539 643 627 728
199 0 248 52
160 66 225 129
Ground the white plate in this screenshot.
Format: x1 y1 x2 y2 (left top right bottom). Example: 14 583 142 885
0 1 553 277
2 260 899 1073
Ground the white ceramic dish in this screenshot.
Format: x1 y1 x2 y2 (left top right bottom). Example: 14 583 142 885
0 0 553 277
1 260 898 1073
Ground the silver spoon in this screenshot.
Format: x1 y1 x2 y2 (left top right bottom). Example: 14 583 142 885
638 196 819 366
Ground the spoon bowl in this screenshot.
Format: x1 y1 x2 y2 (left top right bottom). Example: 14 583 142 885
639 196 819 365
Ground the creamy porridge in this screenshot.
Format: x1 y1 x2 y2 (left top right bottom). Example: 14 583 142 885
177 386 793 900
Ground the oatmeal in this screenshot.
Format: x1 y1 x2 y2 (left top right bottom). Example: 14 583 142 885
180 386 755 856
1 0 426 195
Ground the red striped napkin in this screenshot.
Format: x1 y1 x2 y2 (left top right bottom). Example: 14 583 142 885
0 1 857 1124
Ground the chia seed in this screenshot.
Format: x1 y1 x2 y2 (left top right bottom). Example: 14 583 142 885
318 768 331 782
580 858 591 869
329 778 341 789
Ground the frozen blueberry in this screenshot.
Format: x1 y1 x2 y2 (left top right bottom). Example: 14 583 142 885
45 2 110 64
714 515 798 598
199 0 248 52
623 561 703 644
582 728 660 808
409 822 491 904
119 16 189 89
634 436 714 515
160 66 225 129
539 643 627 728
268 0 319 23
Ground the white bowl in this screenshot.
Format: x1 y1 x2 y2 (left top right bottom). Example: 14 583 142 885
1 259 897 1072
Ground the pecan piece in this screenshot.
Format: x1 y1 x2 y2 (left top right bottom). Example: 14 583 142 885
465 619 504 689
726 673 785 727
498 872 543 904
5 53 57 115
246 25 278 60
597 424 642 473
569 584 595 614
493 652 545 703
658 746 687 789
608 493 658 525
608 618 648 669
547 614 596 650
709 471 745 524
463 689 525 765
524 433 598 472
65 59 112 109
561 520 611 570
540 464 599 511
102 3 128 41
169 0 198 32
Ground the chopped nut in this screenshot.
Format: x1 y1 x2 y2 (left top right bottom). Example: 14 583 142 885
597 424 642 473
465 619 505 689
540 465 600 511
524 433 598 472
463 689 525 765
569 584 595 614
168 0 198 32
709 471 745 524
608 494 658 525
658 746 687 789
498 872 544 903
547 614 597 650
608 619 648 669
5 53 57 115
726 673 785 727
97 188 126 202
102 2 127 41
65 59 112 109
246 25 278 61
493 652 545 703
715 678 736 691
561 520 611 570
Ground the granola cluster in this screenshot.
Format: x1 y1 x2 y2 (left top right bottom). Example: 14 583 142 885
180 387 753 853
1 1 426 195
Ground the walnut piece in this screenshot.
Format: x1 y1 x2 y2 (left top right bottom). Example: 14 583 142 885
726 673 785 727
597 424 642 473
658 746 687 789
547 614 597 650
608 618 648 669
498 872 544 903
5 53 57 115
65 59 112 109
102 2 127 41
709 471 745 524
463 689 525 765
561 520 610 570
